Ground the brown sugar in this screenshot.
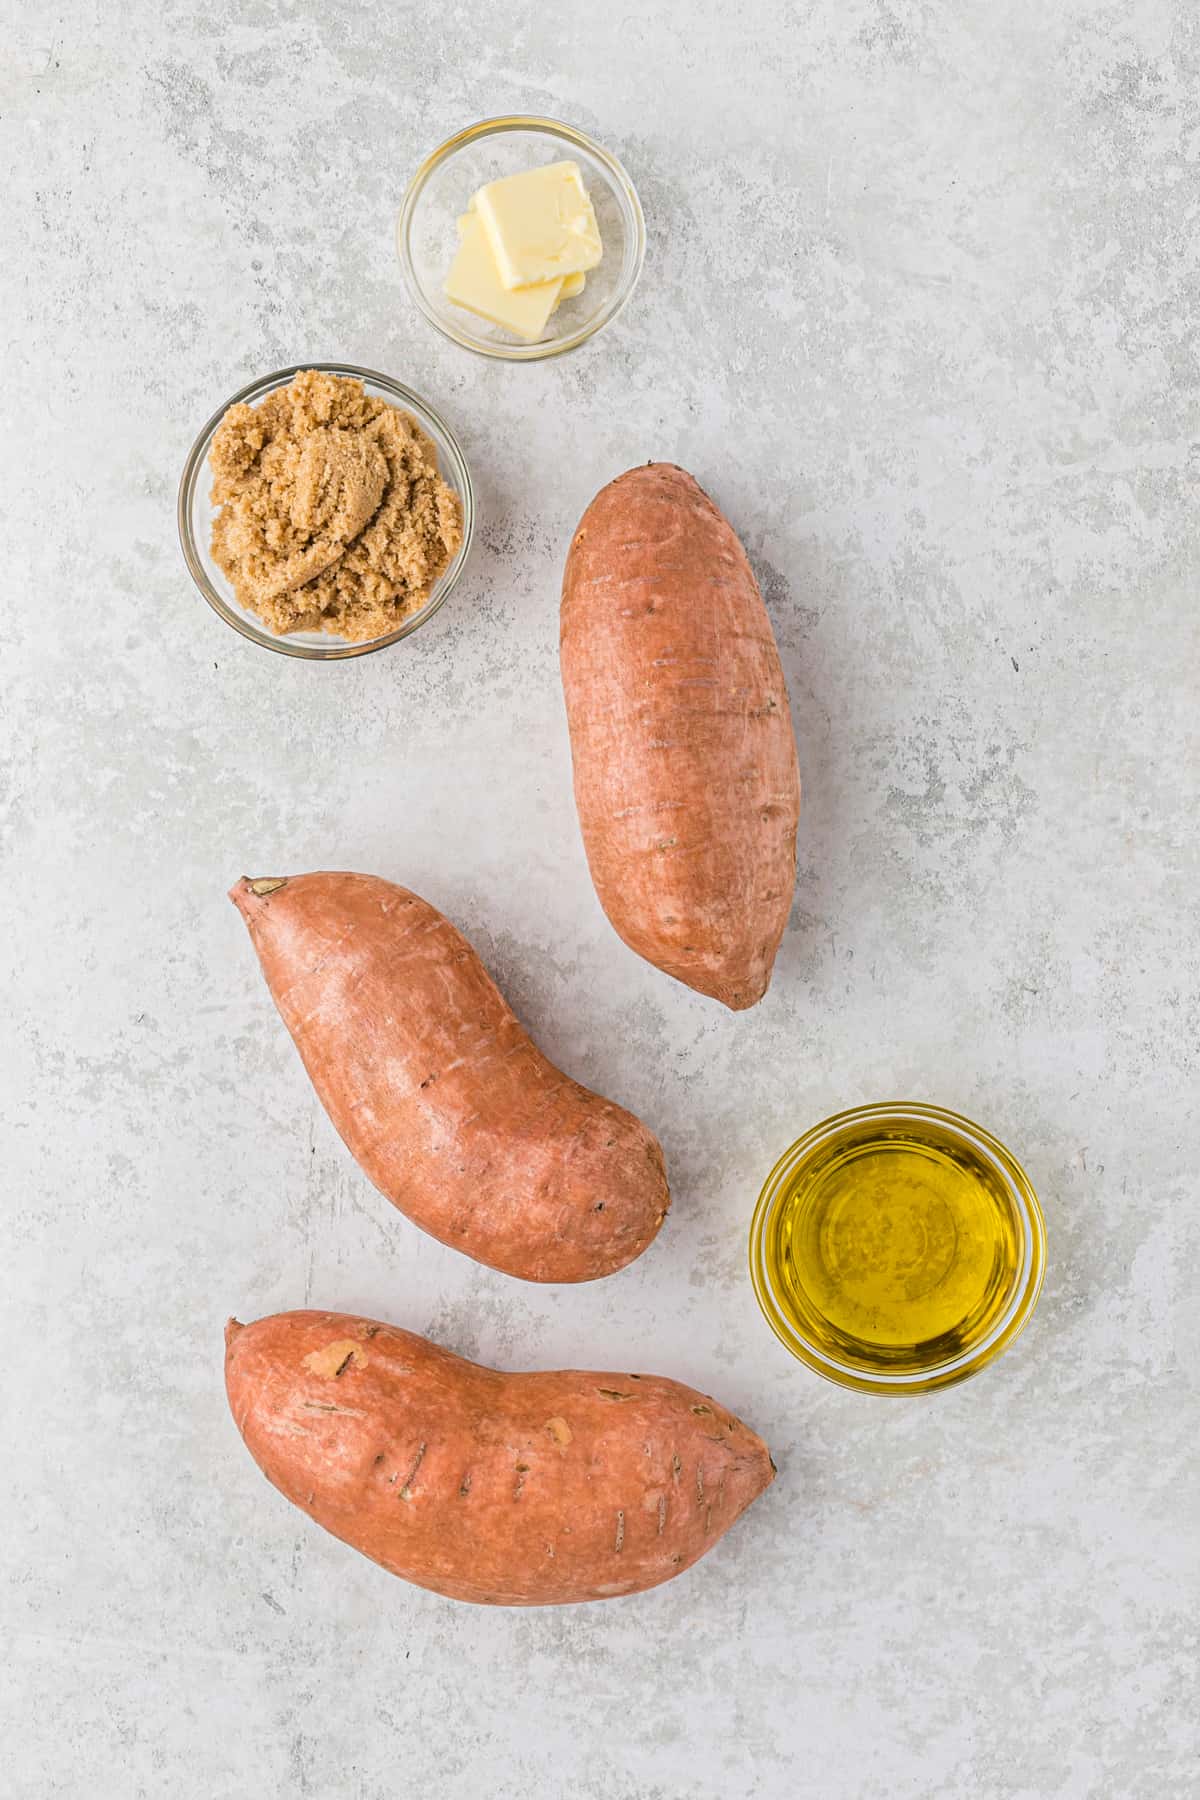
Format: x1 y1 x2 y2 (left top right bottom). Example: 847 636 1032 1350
209 370 463 641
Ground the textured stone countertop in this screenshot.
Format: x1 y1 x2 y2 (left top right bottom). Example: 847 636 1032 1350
3 4 1197 1796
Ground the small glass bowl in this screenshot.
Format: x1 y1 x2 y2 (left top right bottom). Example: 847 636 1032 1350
398 116 645 361
177 362 474 660
749 1103 1047 1396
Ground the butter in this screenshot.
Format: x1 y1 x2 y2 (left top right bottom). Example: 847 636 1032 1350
443 211 564 341
473 160 602 289
460 200 583 306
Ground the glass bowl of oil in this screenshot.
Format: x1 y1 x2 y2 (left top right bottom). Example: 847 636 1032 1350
748 1103 1046 1395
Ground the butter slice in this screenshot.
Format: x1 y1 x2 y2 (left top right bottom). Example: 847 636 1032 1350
558 272 586 302
444 212 563 341
473 160 602 289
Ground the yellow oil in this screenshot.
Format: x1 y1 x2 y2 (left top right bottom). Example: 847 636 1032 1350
767 1117 1023 1375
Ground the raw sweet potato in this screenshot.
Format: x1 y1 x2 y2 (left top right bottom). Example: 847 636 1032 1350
230 872 668 1282
225 1311 774 1606
561 463 801 1009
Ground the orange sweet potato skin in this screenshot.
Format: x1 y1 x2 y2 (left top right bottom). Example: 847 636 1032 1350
225 1311 774 1606
230 873 668 1283
561 464 801 1010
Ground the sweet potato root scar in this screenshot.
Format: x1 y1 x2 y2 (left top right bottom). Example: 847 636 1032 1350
399 1443 427 1501
303 1340 369 1378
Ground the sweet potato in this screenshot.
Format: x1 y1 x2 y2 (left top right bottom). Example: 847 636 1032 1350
561 463 801 1009
225 1311 774 1606
230 872 668 1282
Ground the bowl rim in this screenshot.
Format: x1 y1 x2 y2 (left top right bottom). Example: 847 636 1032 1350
748 1101 1047 1396
397 114 646 363
177 361 475 661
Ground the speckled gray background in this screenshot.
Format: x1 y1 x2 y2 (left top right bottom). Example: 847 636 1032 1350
3 2 1198 1795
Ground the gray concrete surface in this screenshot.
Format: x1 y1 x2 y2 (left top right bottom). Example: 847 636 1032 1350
3 2 1198 1795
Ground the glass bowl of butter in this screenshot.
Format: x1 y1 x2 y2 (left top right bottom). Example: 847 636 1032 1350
398 117 645 361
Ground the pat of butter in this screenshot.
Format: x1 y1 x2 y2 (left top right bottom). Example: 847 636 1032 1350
443 211 564 341
462 194 586 308
473 160 602 290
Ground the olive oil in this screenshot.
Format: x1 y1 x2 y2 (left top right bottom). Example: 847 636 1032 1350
750 1105 1045 1392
